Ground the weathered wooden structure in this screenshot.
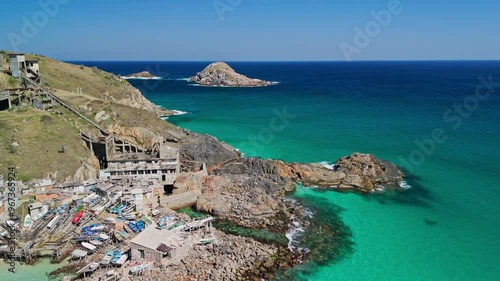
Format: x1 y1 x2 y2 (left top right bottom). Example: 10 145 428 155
0 90 10 110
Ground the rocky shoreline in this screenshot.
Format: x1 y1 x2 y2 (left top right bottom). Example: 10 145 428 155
55 144 404 280
156 132 406 279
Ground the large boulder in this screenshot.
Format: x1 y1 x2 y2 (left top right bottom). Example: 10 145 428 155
195 175 287 228
334 152 404 191
180 134 240 167
173 172 205 194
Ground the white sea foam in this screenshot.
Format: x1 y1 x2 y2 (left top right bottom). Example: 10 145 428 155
188 81 280 88
284 198 313 253
234 148 246 158
320 161 336 170
121 76 163 80
285 219 305 247
172 110 188 115
399 180 412 190
371 185 386 193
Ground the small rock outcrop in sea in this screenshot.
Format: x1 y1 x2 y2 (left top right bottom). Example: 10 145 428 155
123 70 157 78
188 62 275 87
292 152 404 192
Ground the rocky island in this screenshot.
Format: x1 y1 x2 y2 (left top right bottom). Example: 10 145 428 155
188 62 276 87
123 70 159 79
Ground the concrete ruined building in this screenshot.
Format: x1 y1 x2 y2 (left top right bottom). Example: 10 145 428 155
105 135 180 194
9 53 40 82
81 132 180 194
1 52 47 111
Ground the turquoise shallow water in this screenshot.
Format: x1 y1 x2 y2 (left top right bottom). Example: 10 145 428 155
0 258 67 281
80 61 500 280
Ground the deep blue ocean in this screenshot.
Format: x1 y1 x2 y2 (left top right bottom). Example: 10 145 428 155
76 61 500 280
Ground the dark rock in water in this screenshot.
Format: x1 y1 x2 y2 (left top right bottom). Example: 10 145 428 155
423 219 438 226
188 62 275 87
180 134 240 167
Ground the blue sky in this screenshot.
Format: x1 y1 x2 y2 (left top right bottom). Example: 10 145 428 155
1 0 499 61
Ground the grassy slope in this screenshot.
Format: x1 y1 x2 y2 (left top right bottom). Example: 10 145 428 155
0 107 90 180
0 52 182 181
37 55 180 139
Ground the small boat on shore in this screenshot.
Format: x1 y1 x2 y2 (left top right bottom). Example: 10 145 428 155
135 220 145 231
128 221 139 233
100 251 113 266
123 223 133 233
123 213 136 220
119 230 129 239
122 204 135 213
90 239 103 246
72 210 84 224
113 230 124 242
99 233 110 241
23 214 31 228
151 209 161 217
114 254 127 265
0 226 8 237
141 216 153 226
104 217 117 224
198 237 215 245
129 262 148 274
90 224 105 231
81 242 97 251
168 222 183 230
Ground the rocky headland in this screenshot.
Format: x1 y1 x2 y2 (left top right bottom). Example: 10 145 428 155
188 62 276 87
1 52 406 280
175 136 405 229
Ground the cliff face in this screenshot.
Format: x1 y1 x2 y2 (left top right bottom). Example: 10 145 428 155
188 62 275 87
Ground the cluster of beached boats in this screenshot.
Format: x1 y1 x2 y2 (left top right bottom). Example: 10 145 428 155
100 248 128 266
108 201 135 217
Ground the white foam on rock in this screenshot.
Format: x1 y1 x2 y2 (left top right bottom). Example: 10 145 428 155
320 161 336 170
399 180 412 190
283 198 312 254
172 110 188 115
